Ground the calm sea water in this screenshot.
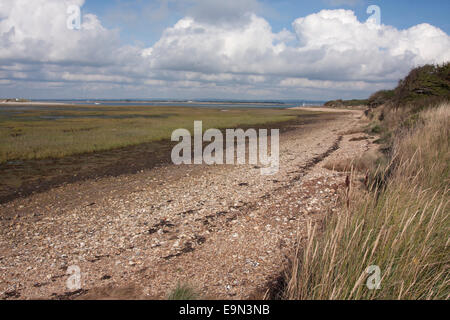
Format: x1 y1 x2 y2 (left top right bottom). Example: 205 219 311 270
32 99 325 109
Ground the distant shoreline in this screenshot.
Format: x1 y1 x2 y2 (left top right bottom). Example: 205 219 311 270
0 99 325 108
0 101 71 106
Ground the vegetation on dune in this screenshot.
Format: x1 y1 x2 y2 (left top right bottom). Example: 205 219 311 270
324 99 369 108
284 104 449 299
367 89 396 108
367 63 450 109
282 63 450 300
325 62 450 109
392 63 450 106
365 63 450 148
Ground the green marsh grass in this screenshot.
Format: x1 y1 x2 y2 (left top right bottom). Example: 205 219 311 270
0 105 312 163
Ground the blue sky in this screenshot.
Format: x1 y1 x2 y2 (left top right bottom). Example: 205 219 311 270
0 0 449 100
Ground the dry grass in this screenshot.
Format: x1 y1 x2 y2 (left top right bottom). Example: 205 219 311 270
322 148 384 173
349 136 368 142
283 103 449 300
340 127 367 135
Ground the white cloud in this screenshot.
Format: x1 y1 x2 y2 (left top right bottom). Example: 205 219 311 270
144 9 449 84
0 1 449 100
147 15 288 74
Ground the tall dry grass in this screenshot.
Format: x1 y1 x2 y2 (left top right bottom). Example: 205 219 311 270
283 103 449 300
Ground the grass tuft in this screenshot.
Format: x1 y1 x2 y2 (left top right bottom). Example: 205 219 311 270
167 283 200 300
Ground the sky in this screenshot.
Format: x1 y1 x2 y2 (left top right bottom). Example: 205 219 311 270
0 0 449 100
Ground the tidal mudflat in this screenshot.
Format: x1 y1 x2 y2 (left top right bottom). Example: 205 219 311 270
0 104 327 203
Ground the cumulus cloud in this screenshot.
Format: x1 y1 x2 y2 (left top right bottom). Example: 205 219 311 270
0 0 123 64
0 0 150 95
146 9 450 83
0 0 449 99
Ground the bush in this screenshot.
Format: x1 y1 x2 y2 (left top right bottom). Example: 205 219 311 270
393 63 450 106
324 99 369 108
367 90 396 108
